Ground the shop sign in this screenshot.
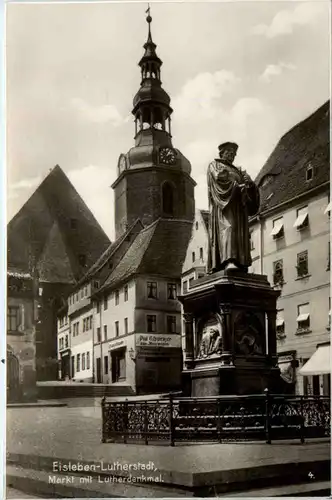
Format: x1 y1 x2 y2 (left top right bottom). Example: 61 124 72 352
108 339 126 351
136 334 181 348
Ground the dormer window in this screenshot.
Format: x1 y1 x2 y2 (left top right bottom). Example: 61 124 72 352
294 206 309 231
306 164 313 181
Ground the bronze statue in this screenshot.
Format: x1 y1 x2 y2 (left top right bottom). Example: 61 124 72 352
207 142 260 273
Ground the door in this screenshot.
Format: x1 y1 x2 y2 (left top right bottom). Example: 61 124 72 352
96 357 102 383
7 351 20 402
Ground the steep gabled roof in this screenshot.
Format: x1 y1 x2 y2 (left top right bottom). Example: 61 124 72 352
255 101 330 213
7 165 111 281
77 219 144 287
100 218 192 291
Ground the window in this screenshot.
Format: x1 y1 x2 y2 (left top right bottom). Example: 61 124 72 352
79 255 86 267
195 221 199 230
124 318 128 335
82 353 86 370
297 303 310 331
104 355 109 375
189 277 194 288
147 281 157 299
271 217 284 239
147 315 157 333
75 293 78 302
96 301 100 313
124 285 128 302
70 218 77 229
65 335 68 348
306 164 313 181
183 281 188 293
81 289 84 299
276 309 285 338
115 321 119 337
273 260 284 285
294 206 309 230
250 231 255 250
94 281 100 289
76 354 81 372
167 283 177 300
192 251 196 263
115 290 120 306
297 251 309 278
86 352 90 370
96 327 101 343
167 315 176 333
199 247 203 260
162 182 174 216
8 306 22 332
104 296 108 310
89 316 92 330
83 318 86 332
104 325 108 341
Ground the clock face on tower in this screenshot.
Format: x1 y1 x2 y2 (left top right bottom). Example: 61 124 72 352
159 147 177 165
118 154 127 174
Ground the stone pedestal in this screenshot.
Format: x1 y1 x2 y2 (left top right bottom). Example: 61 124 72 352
179 269 282 397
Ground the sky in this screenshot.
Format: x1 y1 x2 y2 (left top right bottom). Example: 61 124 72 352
6 0 330 240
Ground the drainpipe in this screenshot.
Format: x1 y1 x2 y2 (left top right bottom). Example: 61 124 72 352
257 215 264 275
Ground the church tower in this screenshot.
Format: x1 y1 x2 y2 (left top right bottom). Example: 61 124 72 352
112 11 195 239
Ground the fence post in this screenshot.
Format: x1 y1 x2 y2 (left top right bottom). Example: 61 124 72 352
300 396 305 444
169 393 175 446
101 396 106 443
123 399 128 444
144 401 149 445
264 388 271 444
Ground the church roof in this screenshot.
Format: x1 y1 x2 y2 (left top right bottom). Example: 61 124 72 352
99 218 192 291
255 101 330 214
7 165 111 282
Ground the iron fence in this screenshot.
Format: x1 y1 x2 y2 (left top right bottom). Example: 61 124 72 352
101 392 330 445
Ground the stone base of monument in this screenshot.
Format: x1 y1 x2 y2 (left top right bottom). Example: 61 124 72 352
179 268 283 397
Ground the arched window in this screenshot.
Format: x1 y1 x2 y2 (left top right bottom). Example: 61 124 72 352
162 182 174 216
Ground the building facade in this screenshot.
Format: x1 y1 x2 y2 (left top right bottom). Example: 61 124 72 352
7 270 38 401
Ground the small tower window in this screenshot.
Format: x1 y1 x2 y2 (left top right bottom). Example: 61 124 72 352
162 182 174 216
306 165 314 181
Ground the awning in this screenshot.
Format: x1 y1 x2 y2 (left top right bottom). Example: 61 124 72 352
294 212 308 228
276 318 284 327
299 344 330 376
297 312 310 322
324 202 331 214
271 220 283 236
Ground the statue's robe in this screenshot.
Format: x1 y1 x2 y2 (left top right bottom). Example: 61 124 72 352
207 160 259 273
